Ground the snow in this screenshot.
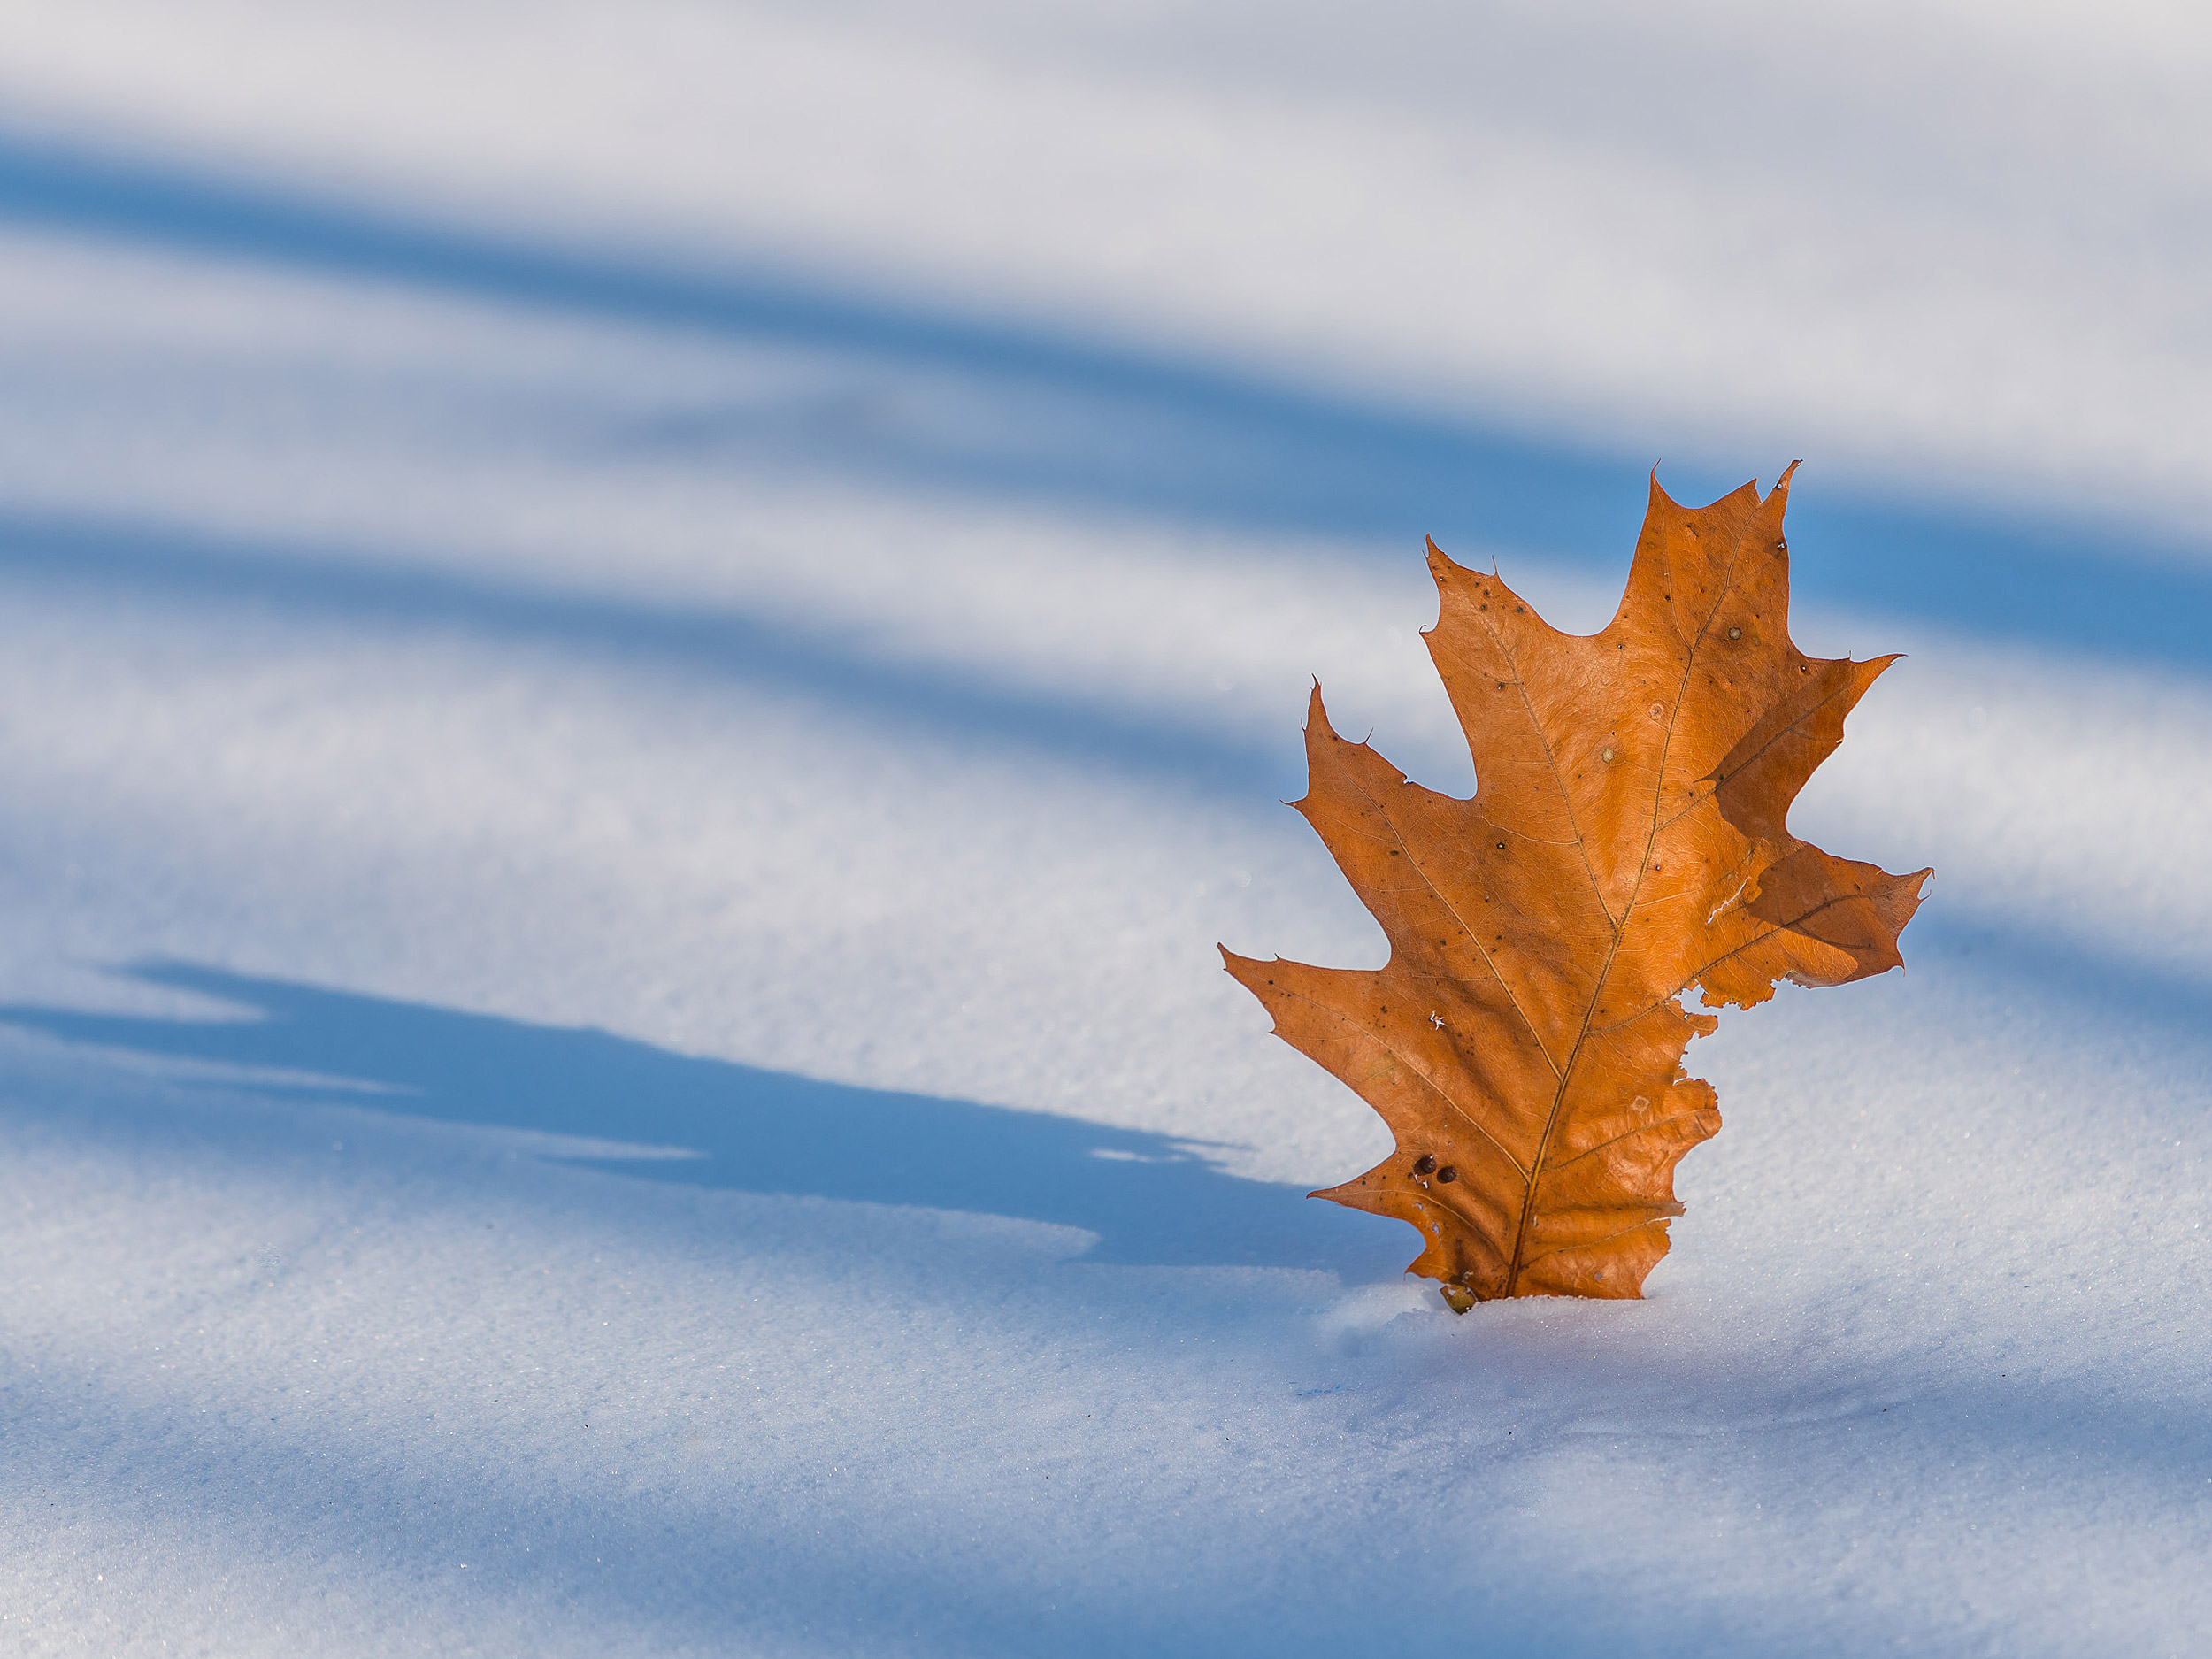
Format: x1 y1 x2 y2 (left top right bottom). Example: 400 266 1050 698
0 3 2208 1653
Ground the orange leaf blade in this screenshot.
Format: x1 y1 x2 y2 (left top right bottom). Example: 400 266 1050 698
1231 469 1927 1303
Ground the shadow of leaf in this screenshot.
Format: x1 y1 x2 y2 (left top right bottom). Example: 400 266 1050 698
0 962 1394 1273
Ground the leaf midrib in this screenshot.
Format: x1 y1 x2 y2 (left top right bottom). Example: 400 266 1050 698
1499 501 1763 1294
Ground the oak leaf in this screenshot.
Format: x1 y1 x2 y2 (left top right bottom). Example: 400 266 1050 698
1225 467 1929 1306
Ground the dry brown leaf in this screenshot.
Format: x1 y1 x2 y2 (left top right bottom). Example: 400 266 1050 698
1225 467 1929 1307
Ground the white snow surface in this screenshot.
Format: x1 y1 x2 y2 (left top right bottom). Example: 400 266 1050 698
0 4 2208 1654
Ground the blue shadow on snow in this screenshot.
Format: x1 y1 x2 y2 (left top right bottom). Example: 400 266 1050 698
0 963 1401 1275
1 132 2208 672
0 506 1291 798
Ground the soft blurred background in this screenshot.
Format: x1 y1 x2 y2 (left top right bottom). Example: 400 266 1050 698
0 4 2208 1655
